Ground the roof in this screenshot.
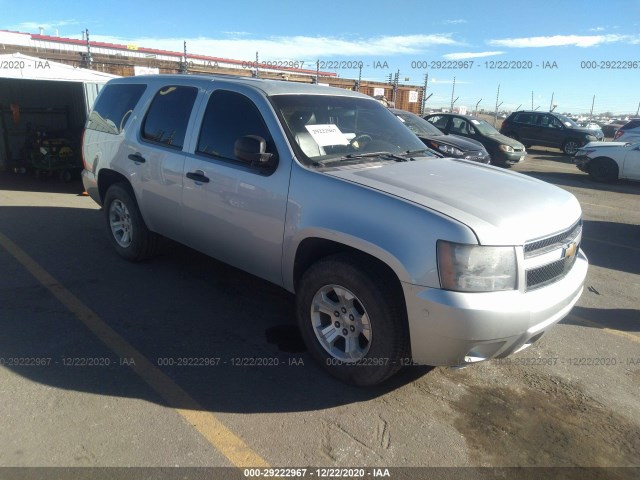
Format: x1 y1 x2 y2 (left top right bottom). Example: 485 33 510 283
106 73 368 98
0 53 119 83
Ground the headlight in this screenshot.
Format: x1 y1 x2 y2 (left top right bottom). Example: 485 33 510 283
437 144 464 156
498 144 514 153
437 240 517 292
586 134 597 141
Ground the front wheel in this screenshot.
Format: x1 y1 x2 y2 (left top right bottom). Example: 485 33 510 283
296 254 409 386
589 157 619 183
562 139 581 156
103 183 159 261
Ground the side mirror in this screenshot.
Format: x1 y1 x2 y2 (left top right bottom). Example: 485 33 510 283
234 135 274 166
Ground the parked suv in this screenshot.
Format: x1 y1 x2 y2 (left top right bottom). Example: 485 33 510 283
423 113 526 166
82 75 588 386
500 110 604 156
613 118 640 142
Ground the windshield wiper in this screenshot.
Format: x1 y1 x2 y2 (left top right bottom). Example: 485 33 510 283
315 151 410 166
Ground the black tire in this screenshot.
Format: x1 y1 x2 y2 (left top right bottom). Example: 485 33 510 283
562 139 582 156
588 157 619 183
296 253 410 386
103 183 159 261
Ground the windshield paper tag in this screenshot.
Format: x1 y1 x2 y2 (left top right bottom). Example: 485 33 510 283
305 124 350 146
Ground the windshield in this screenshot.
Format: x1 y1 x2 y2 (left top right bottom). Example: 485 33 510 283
393 110 443 136
555 114 579 128
270 95 428 164
469 118 499 136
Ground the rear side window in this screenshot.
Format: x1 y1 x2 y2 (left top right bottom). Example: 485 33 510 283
622 120 640 130
142 86 198 149
197 90 276 163
513 113 534 125
427 115 448 129
87 84 146 135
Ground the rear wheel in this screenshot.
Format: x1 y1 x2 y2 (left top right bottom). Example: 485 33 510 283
296 254 410 386
103 183 159 261
589 157 619 183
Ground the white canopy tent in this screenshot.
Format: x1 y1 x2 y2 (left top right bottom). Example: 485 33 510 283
0 53 119 168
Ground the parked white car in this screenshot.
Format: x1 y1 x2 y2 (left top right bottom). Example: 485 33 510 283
575 141 640 182
613 118 640 143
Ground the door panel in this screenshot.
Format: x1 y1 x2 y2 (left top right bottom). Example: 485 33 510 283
180 89 290 285
622 147 640 180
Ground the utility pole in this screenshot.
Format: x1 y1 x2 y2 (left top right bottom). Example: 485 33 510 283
80 28 92 68
549 92 554 111
420 73 429 115
590 95 595 120
355 64 362 92
474 98 482 116
531 91 534 110
636 101 640 116
179 41 188 73
254 52 260 78
450 76 456 111
314 60 319 84
392 69 400 106
494 84 502 126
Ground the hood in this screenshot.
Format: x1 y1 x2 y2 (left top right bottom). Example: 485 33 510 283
324 158 581 246
571 126 601 136
419 134 486 152
486 133 524 148
582 141 628 149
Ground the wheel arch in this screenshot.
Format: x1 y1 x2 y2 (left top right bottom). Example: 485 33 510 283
98 168 132 203
291 236 408 301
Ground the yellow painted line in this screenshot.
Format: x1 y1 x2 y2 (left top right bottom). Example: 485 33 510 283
0 232 270 468
582 236 640 253
567 313 640 343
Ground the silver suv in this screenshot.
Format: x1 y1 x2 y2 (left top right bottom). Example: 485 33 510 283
82 75 588 386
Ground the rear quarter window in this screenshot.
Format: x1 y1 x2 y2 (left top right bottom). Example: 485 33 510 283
142 85 198 149
513 113 534 124
86 84 146 135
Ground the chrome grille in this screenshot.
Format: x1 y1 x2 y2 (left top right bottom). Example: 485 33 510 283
524 219 582 291
525 220 582 257
526 254 578 291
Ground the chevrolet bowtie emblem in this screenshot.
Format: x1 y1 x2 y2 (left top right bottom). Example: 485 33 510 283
563 241 578 258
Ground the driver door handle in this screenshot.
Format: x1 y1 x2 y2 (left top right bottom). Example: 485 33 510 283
186 170 210 183
128 153 146 163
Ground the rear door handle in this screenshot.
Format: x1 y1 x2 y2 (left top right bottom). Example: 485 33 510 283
186 170 210 183
128 153 146 163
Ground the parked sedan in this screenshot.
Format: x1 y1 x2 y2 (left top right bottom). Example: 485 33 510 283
574 141 640 182
424 113 526 166
391 109 490 163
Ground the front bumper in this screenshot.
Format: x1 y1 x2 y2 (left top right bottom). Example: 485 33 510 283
464 151 491 164
495 150 526 165
402 249 588 366
573 155 591 172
